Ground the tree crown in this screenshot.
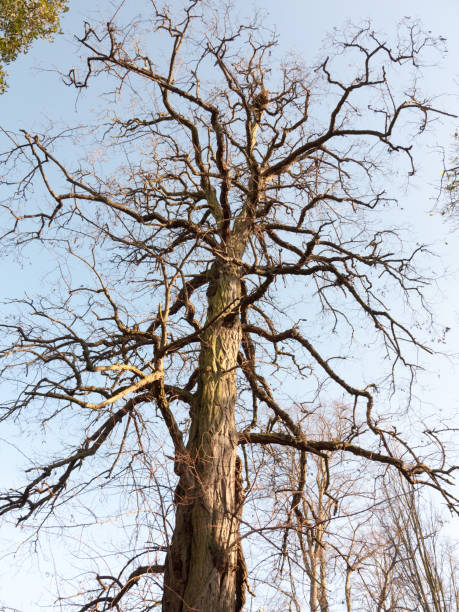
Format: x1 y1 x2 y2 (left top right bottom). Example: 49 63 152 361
0 0 68 92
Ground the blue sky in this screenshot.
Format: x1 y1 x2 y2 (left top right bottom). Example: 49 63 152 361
0 0 458 610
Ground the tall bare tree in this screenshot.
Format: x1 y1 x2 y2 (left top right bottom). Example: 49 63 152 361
0 2 457 610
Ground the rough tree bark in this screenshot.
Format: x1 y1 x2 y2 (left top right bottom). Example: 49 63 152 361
163 261 244 611
162 110 256 608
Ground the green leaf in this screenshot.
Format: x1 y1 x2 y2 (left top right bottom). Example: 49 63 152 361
0 0 68 92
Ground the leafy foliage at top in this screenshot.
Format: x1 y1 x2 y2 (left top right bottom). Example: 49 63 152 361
0 0 68 92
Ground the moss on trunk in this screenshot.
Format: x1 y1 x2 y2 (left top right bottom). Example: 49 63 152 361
163 261 243 612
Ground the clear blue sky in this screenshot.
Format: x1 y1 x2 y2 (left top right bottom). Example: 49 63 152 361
0 1 458 610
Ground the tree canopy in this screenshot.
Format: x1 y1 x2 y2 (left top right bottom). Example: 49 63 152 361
0 0 68 92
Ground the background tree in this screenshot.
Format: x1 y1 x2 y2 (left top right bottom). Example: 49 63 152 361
355 475 459 611
271 404 365 612
270 416 459 611
0 2 457 610
443 131 459 214
0 0 68 93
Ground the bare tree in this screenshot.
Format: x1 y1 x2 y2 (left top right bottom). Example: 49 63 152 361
274 423 459 612
356 476 459 612
442 131 459 214
0 2 457 611
264 404 391 612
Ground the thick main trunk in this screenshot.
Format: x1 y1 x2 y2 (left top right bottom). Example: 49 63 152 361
163 262 243 612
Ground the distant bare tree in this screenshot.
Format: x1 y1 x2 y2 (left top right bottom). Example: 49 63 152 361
442 131 459 215
357 476 459 612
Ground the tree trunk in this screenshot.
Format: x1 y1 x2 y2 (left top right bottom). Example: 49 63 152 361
163 261 243 612
318 535 329 612
345 567 353 612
